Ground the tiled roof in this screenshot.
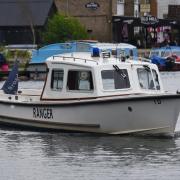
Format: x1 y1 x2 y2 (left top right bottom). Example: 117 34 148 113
0 0 53 26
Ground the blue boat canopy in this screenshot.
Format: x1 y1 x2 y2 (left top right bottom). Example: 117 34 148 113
30 42 138 64
149 46 180 67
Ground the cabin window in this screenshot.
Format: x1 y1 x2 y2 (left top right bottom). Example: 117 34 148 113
137 68 160 90
150 51 159 57
101 69 130 90
51 69 64 90
129 49 133 57
161 50 171 57
67 70 93 91
137 68 153 89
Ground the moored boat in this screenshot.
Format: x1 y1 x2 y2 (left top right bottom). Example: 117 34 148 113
0 49 180 136
150 46 180 71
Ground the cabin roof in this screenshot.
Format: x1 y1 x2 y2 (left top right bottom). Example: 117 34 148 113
0 0 53 26
46 52 153 68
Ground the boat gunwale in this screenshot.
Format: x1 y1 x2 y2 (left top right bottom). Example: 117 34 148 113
1 93 180 106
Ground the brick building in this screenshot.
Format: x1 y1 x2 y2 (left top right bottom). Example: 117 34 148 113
150 0 157 17
168 5 180 19
55 0 117 42
157 0 180 19
124 0 134 16
113 0 180 47
139 0 157 17
54 0 180 45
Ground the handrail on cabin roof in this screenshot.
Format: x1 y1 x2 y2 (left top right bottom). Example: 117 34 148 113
52 55 99 65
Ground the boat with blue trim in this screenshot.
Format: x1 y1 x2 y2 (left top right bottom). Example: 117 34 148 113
150 46 180 71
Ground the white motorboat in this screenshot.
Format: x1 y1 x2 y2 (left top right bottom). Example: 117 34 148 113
0 49 180 136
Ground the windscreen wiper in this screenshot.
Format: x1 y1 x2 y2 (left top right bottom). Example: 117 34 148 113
113 65 126 79
143 65 150 72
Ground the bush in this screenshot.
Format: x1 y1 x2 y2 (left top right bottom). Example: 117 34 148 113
42 13 89 44
4 50 31 60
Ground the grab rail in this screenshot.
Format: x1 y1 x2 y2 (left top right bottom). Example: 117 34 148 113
52 55 99 65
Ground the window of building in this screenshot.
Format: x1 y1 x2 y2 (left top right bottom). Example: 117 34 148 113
163 14 168 19
67 70 94 91
87 29 93 34
134 0 139 4
51 69 64 90
145 0 150 4
117 0 124 3
101 69 130 90
117 0 124 15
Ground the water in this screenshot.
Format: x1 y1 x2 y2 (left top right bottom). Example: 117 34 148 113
1 73 180 180
161 71 180 93
0 131 180 180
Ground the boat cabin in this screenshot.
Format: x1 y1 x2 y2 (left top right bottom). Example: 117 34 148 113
0 49 178 136
40 50 164 100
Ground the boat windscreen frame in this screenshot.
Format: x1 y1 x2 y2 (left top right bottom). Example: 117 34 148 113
137 65 160 90
100 65 131 91
66 69 94 93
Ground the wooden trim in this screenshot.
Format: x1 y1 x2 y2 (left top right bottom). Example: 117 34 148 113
40 93 141 101
40 93 180 102
40 63 48 100
0 93 180 106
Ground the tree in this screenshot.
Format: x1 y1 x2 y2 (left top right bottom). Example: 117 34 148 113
42 13 89 44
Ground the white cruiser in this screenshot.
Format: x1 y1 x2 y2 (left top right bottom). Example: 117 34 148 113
0 49 180 136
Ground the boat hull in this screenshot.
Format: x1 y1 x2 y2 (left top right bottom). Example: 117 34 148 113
0 94 180 136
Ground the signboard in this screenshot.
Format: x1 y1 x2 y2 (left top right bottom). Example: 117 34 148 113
140 4 150 13
141 15 159 25
85 2 100 10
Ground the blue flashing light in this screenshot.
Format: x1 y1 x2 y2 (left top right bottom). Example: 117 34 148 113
92 47 100 57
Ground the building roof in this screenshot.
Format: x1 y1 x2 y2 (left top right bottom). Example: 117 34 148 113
0 0 53 27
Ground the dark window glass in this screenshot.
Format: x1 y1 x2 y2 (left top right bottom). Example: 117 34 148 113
101 69 130 90
67 71 93 91
51 69 64 90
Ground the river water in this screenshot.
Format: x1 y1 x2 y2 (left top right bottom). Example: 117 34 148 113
1 72 180 180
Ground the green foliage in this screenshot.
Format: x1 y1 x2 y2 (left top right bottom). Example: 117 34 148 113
4 50 31 60
0 46 5 52
42 13 89 44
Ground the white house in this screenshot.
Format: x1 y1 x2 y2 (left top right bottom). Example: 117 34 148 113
157 0 180 19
